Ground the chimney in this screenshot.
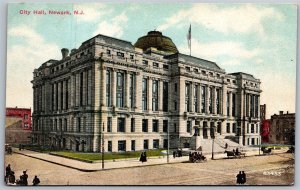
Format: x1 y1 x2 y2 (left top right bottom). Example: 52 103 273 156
287 111 289 114
61 48 69 59
279 111 283 115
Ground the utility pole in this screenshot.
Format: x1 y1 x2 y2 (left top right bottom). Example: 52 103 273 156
102 122 105 169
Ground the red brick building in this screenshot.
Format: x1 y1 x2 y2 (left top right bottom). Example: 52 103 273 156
261 119 270 143
6 107 32 130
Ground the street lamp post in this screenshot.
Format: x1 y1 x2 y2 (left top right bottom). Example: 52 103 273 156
211 127 215 160
101 122 105 169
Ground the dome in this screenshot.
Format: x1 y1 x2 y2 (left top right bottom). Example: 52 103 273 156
134 31 178 54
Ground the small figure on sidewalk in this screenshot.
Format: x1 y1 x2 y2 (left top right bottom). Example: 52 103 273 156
32 175 40 186
241 171 246 184
5 164 11 183
139 152 147 163
225 143 228 149
173 151 176 158
236 171 242 185
19 144 22 151
21 170 28 186
8 171 15 184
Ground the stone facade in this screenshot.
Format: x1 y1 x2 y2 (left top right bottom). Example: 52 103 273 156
269 111 295 145
31 31 261 152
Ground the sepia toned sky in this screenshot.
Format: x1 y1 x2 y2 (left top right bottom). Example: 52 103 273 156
6 3 297 118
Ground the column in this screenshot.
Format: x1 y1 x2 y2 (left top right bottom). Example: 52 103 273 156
213 87 217 114
148 77 153 111
88 69 92 106
82 71 86 106
125 72 130 108
197 84 201 113
205 85 209 114
94 63 101 109
58 82 62 111
158 80 163 111
70 74 75 108
190 83 194 112
222 84 227 116
135 72 142 110
125 117 131 133
199 120 203 138
75 73 79 107
228 92 232 117
62 80 66 110
257 95 260 119
111 69 116 107
221 121 226 135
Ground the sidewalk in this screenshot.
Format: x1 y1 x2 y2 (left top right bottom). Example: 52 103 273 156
12 148 288 172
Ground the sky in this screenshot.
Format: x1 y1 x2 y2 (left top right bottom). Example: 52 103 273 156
6 3 297 118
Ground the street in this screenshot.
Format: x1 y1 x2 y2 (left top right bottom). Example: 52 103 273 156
5 153 294 185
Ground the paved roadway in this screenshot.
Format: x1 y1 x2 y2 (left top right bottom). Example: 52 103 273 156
5 153 294 186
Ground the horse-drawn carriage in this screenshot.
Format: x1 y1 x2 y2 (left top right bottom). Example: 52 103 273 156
261 147 272 155
189 151 207 163
224 150 246 159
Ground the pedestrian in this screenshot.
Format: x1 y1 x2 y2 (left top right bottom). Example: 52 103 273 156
22 170 28 186
5 164 11 183
8 171 15 184
139 152 143 163
241 171 246 184
225 143 228 149
19 144 22 151
236 148 239 155
32 175 40 186
143 151 147 162
173 150 176 158
236 171 242 185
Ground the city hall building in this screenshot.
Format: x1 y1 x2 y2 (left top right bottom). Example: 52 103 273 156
31 31 261 152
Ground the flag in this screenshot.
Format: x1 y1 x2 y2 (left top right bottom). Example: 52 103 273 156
187 24 191 55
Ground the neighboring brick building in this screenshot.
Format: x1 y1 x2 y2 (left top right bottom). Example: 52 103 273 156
5 107 32 144
31 31 261 152
269 111 295 145
260 104 270 143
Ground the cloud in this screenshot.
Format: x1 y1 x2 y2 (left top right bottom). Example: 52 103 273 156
73 3 110 22
178 38 261 62
158 4 284 36
7 25 60 108
93 12 128 38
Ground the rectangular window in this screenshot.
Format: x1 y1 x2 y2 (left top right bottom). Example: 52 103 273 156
106 69 111 107
131 118 135 132
107 117 112 132
193 68 199 73
174 101 177 111
227 92 230 116
163 120 168 132
232 123 236 133
153 62 159 67
142 119 148 132
246 94 249 117
108 141 112 152
251 138 255 145
185 66 191 71
77 118 81 132
174 83 178 94
201 86 206 113
174 123 177 133
116 72 124 107
153 139 159 149
117 118 125 132
66 80 69 109
129 74 135 108
163 64 169 70
106 49 111 55
216 88 221 114
117 52 124 57
144 140 149 150
152 120 158 132
152 80 158 111
80 73 83 106
232 93 236 116
256 124 258 133
131 140 135 151
185 83 190 112
64 118 68 132
251 124 255 133
163 82 168 112
142 78 148 110
130 54 134 59
226 123 230 133
142 60 148 65
208 87 213 114
255 96 259 118
118 140 126 151
187 120 191 133
194 84 198 112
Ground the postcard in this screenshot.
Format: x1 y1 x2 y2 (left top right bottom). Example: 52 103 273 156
5 3 296 186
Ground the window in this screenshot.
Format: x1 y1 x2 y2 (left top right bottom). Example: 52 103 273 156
116 72 124 107
117 52 124 58
64 118 68 132
185 83 190 112
251 124 255 133
163 120 168 132
256 124 258 133
201 70 206 75
118 140 126 151
194 84 199 112
129 74 135 108
117 118 125 132
130 54 134 59
227 92 230 116
194 68 199 73
66 79 69 109
59 119 62 131
106 49 111 55
142 78 148 110
187 121 191 133
208 87 213 114
106 69 111 107
232 93 236 116
107 117 112 132
227 79 230 82
80 73 83 106
246 94 249 117
163 82 168 112
152 80 158 111
142 60 148 65
255 96 259 118
185 66 191 71
163 64 169 70
216 88 221 114
131 140 135 151
174 101 177 111
153 139 159 149
251 138 255 145
131 118 135 132
226 123 230 133
108 141 112 152
144 140 149 150
201 86 206 113
77 118 81 132
174 83 178 94
232 123 236 133
152 120 158 132
153 62 159 67
142 119 148 132
174 123 177 133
